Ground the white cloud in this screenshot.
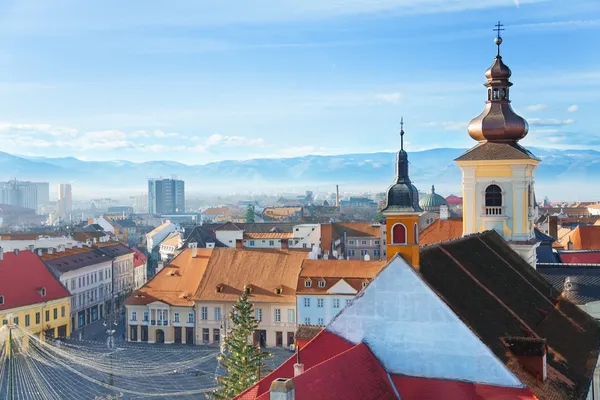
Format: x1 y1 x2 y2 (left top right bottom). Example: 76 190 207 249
84 130 127 140
0 122 78 137
524 104 548 112
130 130 181 138
374 92 402 104
205 134 265 147
528 118 575 127
422 121 468 131
567 104 579 112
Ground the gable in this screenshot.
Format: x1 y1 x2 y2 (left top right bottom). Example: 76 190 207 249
326 255 523 388
327 279 358 295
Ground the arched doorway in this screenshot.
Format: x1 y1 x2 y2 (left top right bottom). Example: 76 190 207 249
156 329 165 344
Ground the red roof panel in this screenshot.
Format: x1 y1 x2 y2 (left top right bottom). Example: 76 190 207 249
559 251 600 264
391 375 538 400
0 250 71 311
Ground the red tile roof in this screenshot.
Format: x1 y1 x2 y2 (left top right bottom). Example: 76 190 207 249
419 218 463 246
131 246 147 267
0 250 70 311
445 195 463 205
559 251 600 264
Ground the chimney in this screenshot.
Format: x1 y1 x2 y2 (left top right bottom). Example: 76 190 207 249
323 253 329 260
440 205 449 221
270 378 295 400
77 242 82 249
293 348 304 377
93 237 97 244
335 185 340 207
189 242 198 258
364 253 371 261
504 337 547 382
281 239 289 250
549 215 558 239
14 248 19 256
86 240 92 247
67 242 73 249
0 246 3 261
28 244 35 252
235 239 243 249
48 248 53 255
206 242 215 249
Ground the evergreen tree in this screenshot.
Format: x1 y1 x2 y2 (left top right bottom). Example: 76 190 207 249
373 211 385 223
245 205 255 223
211 292 271 399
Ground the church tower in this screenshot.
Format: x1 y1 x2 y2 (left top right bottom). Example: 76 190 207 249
455 23 540 266
382 119 422 267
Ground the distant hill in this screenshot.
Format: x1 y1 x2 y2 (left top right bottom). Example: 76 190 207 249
3 147 600 198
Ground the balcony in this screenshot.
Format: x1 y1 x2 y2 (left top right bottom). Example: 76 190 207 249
484 206 504 216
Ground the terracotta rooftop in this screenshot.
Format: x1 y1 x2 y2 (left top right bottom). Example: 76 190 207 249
147 221 173 238
126 248 213 307
295 324 324 341
0 250 71 311
559 226 600 250
160 232 181 248
299 259 386 279
203 206 230 216
333 222 381 238
455 141 539 162
262 207 302 219
418 218 463 246
192 248 307 303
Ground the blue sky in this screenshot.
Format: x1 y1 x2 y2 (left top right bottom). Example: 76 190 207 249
0 0 598 164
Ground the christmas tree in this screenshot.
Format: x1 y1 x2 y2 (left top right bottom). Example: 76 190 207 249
245 205 255 223
211 292 271 399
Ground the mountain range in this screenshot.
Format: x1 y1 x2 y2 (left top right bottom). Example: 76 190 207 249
1 147 598 199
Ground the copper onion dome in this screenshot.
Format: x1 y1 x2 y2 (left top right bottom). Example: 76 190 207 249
467 23 529 143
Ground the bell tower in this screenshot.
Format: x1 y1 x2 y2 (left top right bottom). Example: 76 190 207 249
382 119 422 267
455 22 540 267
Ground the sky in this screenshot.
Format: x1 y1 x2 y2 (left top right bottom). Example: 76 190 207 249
0 0 598 165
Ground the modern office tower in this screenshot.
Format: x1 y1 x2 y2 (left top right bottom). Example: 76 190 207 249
148 178 185 214
58 183 73 220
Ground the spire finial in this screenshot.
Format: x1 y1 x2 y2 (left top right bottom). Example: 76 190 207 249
494 21 504 57
400 117 405 151
432 185 435 193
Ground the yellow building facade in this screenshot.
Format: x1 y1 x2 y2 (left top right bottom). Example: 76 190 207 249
0 297 71 339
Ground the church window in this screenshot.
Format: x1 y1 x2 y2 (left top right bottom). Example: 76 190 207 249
492 88 499 100
485 185 503 207
501 88 507 99
392 223 407 244
414 223 419 244
487 89 491 101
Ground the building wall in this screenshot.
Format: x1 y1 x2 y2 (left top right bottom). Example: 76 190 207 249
345 235 384 260
114 253 135 308
385 214 420 266
59 259 113 330
195 301 297 348
133 264 147 289
297 294 356 326
0 297 71 338
126 304 195 344
0 236 71 252
216 230 243 247
146 222 177 253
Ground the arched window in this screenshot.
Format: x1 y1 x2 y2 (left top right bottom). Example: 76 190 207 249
487 89 492 101
485 185 502 207
501 88 507 99
492 88 499 100
392 223 407 244
414 223 419 244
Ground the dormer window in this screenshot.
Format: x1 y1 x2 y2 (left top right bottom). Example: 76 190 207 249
0 295 4 305
317 280 326 288
216 284 224 293
38 288 46 297
304 279 312 288
275 286 283 295
244 285 253 295
362 280 368 288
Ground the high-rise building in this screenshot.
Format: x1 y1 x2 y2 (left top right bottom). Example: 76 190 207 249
0 180 48 212
58 183 73 220
148 178 185 215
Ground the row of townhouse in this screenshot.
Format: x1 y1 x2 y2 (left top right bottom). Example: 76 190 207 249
125 240 384 347
40 239 143 333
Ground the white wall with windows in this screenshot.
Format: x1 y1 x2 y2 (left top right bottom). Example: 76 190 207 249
297 294 357 327
58 259 113 330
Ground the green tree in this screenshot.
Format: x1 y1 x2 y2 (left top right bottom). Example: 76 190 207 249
211 292 271 399
245 205 255 223
373 211 385 223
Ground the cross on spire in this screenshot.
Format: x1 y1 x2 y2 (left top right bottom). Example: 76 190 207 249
494 21 504 56
400 117 405 151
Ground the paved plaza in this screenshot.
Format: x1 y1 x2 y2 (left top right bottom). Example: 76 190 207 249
0 333 294 400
